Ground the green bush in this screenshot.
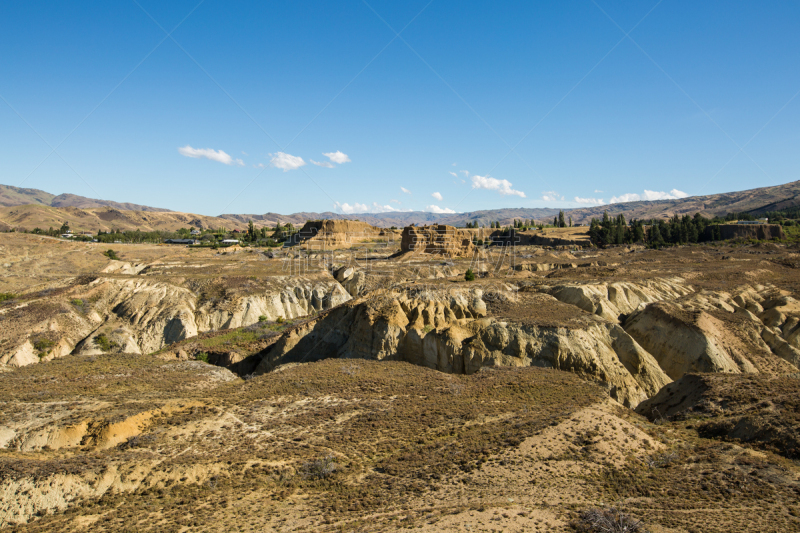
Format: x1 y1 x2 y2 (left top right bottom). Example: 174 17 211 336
103 249 120 260
258 315 268 323
94 334 118 352
0 293 15 302
276 316 285 324
464 268 475 281
71 299 84 307
195 352 210 363
33 338 55 352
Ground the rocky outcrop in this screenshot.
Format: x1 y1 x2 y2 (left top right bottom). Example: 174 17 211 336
401 225 474 256
541 277 693 322
622 284 800 380
291 219 387 250
255 288 668 407
716 224 784 241
0 276 351 368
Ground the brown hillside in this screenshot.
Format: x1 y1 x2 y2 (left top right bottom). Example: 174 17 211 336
0 205 273 233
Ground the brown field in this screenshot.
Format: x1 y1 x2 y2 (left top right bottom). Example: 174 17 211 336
1 229 800 532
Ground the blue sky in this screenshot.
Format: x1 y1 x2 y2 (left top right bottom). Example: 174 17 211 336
1 1 798 216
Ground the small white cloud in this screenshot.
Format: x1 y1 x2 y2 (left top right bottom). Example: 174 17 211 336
334 202 369 214
310 159 335 168
431 192 443 201
452 162 457 166
334 201 409 214
609 189 689 203
460 170 469 176
574 196 605 205
471 175 526 198
372 202 412 213
401 187 411 194
269 152 306 171
253 163 266 169
594 189 603 193
541 191 564 203
323 150 351 164
178 145 244 166
449 171 458 177
425 204 456 214
390 199 401 204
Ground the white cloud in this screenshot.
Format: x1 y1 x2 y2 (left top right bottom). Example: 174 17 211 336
460 170 469 176
178 145 244 166
310 159 335 168
574 196 605 205
541 191 564 202
452 162 457 166
471 175 526 198
372 202 411 213
254 163 266 169
449 171 458 177
390 199 401 204
594 189 603 193
335 202 369 214
401 187 411 194
609 189 689 203
431 192 443 201
269 152 306 171
425 204 456 214
323 150 351 164
334 201 409 214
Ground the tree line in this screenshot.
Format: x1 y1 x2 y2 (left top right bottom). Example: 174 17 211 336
589 212 732 247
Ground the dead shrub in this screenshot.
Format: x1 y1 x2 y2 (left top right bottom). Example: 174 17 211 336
301 456 337 480
572 507 647 532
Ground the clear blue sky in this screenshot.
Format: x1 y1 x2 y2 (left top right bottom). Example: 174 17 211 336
1 1 798 216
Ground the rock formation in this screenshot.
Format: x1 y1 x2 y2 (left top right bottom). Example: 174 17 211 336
401 225 475 256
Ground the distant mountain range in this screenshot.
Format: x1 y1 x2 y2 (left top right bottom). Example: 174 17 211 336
0 180 798 233
219 180 800 227
0 184 171 212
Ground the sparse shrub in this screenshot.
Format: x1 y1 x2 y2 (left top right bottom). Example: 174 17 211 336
464 268 475 281
341 364 360 376
103 249 120 260
276 316 285 324
118 434 155 450
422 324 433 334
258 315 268 322
645 451 679 469
572 507 646 532
94 334 118 352
195 352 210 363
33 337 55 357
301 456 337 480
71 298 84 307
0 293 15 302
650 407 668 425
448 381 465 395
